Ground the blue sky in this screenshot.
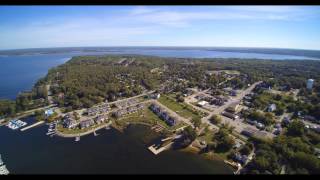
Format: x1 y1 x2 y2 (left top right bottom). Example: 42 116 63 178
0 6 320 50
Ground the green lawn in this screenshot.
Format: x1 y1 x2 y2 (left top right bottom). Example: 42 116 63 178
158 95 206 121
116 105 186 132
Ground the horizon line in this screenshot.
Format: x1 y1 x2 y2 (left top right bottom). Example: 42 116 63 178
1 45 320 52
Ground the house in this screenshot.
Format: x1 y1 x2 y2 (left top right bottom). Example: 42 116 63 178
167 117 177 126
230 90 237 96
242 127 269 139
80 119 94 129
267 104 277 112
282 116 291 125
113 110 126 118
304 115 317 123
63 115 78 129
226 101 240 113
151 93 161 99
95 114 108 124
234 154 248 164
222 111 239 120
198 100 208 107
45 109 54 117
149 103 177 126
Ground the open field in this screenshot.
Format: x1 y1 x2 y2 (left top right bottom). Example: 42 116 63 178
158 95 207 122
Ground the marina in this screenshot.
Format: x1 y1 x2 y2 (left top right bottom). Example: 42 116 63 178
6 119 27 130
0 155 9 175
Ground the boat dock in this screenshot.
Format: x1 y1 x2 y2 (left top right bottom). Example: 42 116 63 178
148 141 173 155
20 121 45 131
0 155 9 175
6 119 27 130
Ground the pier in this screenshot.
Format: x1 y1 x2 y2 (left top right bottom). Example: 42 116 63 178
20 121 45 131
148 141 173 155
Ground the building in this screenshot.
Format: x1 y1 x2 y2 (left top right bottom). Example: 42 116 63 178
222 111 239 120
151 93 161 99
267 104 277 112
198 100 208 107
226 101 240 113
307 79 314 90
80 119 94 129
149 103 177 126
95 114 108 124
63 115 78 129
45 109 54 117
241 127 269 139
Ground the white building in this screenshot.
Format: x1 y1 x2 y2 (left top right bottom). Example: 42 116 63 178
307 79 314 90
198 100 208 107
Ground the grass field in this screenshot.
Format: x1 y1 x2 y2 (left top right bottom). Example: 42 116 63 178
158 95 206 121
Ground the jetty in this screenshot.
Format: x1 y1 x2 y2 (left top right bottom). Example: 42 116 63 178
148 141 173 155
20 121 45 131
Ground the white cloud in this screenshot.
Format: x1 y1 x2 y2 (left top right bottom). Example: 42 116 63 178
126 6 316 28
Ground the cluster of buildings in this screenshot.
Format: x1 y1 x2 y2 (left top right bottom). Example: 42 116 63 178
221 101 240 120
149 103 177 126
241 127 269 139
63 113 109 129
87 104 110 116
115 99 139 109
196 93 229 107
112 104 144 118
62 113 78 129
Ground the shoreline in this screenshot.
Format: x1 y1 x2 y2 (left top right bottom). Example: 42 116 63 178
55 121 112 138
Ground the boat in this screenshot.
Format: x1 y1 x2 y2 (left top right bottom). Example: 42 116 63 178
75 136 80 142
46 131 55 135
93 131 98 136
0 155 9 175
7 119 27 130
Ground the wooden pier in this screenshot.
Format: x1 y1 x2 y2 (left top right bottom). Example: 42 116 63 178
20 121 45 131
148 141 173 155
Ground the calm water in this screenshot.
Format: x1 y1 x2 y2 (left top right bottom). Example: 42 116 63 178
0 119 233 174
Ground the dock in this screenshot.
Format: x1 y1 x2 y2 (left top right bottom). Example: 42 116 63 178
148 142 173 155
20 121 45 131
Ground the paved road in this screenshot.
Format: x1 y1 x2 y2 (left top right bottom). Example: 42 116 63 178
202 81 262 124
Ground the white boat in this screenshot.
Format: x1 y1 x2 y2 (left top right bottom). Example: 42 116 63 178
75 136 80 142
0 155 3 166
0 165 9 175
0 155 9 175
46 131 55 135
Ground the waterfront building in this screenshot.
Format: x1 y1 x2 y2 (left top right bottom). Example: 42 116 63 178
63 115 78 129
307 79 314 90
80 119 95 129
95 114 108 124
